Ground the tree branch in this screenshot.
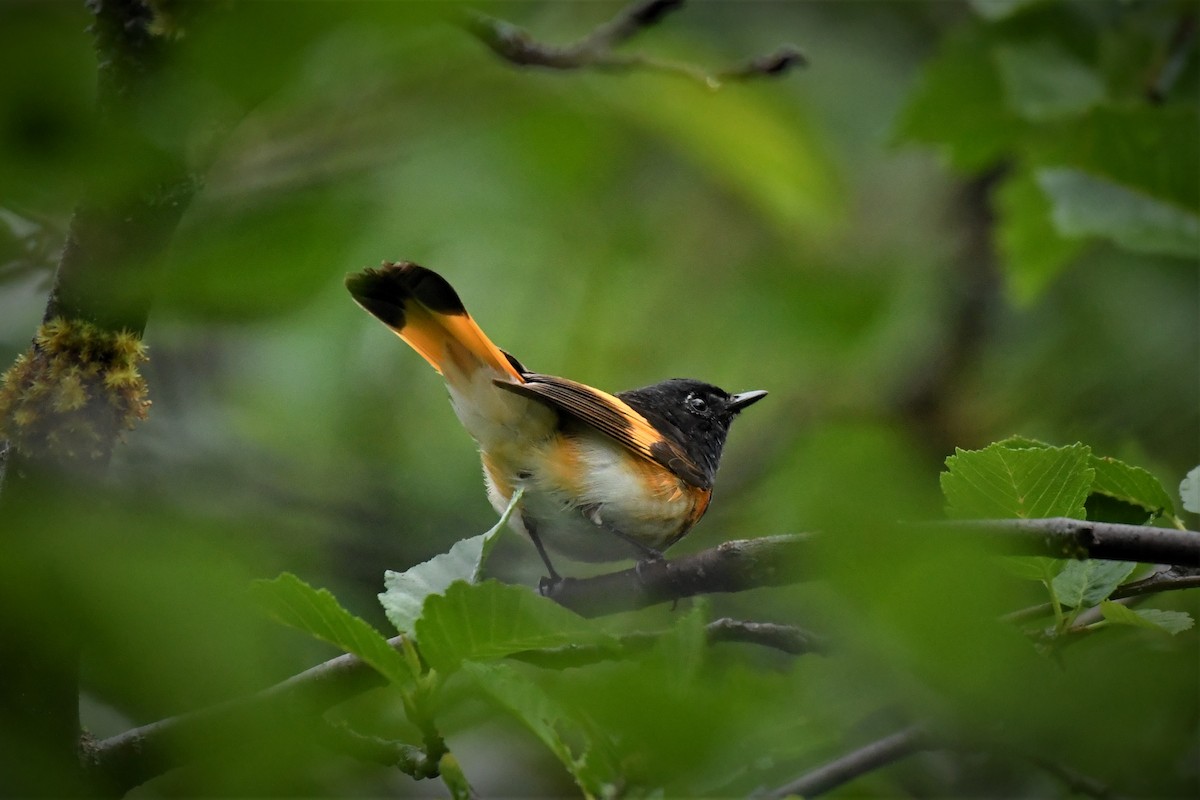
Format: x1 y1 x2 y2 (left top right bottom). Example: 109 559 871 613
465 0 804 88
1003 566 1200 625
543 534 816 616
924 518 1200 567
85 518 1198 791
548 519 1200 617
767 724 930 799
87 613 821 790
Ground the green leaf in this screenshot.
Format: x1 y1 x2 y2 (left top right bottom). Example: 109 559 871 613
1181 467 1200 514
994 435 1052 450
379 490 519 633
894 28 1025 172
1053 560 1137 609
1037 168 1200 258
1033 107 1200 212
1089 456 1174 518
999 556 1059 582
463 661 621 799
941 441 1094 519
993 39 1106 121
252 572 415 687
414 581 618 675
598 71 844 237
645 601 709 685
996 168 1086 304
1100 601 1195 635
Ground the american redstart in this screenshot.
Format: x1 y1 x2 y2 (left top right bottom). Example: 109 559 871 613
346 262 766 582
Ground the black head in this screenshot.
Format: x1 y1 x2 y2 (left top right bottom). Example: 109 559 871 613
617 378 767 488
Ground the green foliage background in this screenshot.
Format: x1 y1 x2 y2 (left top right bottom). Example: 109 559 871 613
1 0 1197 796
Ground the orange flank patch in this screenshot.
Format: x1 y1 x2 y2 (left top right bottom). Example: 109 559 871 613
541 435 585 496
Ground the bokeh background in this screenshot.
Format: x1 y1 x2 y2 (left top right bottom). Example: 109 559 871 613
2 0 1197 796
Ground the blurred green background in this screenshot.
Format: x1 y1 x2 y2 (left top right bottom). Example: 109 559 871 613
1 0 1197 795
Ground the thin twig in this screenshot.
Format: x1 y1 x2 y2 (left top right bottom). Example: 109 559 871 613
464 0 804 89
767 725 930 799
1002 566 1200 625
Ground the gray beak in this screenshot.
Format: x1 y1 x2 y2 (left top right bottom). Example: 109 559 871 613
728 390 768 412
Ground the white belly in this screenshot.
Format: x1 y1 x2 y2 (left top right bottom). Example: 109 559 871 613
483 430 694 563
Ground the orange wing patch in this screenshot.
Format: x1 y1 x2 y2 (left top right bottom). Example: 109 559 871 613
495 373 709 489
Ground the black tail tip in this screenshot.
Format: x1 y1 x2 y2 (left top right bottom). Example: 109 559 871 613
346 261 467 323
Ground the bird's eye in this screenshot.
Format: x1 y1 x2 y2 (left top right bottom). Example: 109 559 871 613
686 393 708 413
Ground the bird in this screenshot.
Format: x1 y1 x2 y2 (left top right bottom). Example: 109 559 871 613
345 261 766 583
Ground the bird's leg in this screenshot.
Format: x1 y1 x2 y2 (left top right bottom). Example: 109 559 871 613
524 517 563 594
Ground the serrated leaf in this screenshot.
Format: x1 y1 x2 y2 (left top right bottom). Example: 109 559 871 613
995 435 1052 450
1100 601 1195 635
414 581 618 674
1089 456 1174 518
463 661 621 799
1181 467 1200 514
252 572 415 687
1053 560 1136 609
996 168 1085 304
379 491 518 633
941 441 1093 519
1037 168 1200 258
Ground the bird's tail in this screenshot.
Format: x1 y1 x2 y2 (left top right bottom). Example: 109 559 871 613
345 262 523 386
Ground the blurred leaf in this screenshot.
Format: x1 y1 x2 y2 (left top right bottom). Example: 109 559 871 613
1181 467 1200 514
644 601 708 685
251 572 416 687
941 441 1094 519
967 0 1046 19
161 183 371 319
379 491 517 633
1100 601 1195 635
414 581 617 674
894 28 1024 171
1088 455 1174 518
599 75 844 235
1037 168 1200 259
993 39 1105 121
996 167 1085 304
463 661 621 799
1052 560 1136 609
1034 107 1200 212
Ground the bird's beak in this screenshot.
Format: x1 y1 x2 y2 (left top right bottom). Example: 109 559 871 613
728 390 768 412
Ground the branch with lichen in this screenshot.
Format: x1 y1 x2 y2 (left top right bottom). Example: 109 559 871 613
0 319 149 463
